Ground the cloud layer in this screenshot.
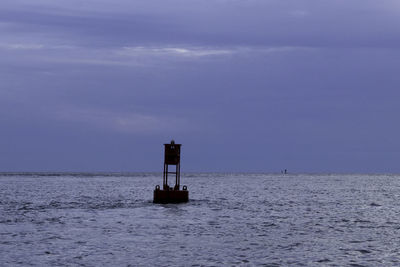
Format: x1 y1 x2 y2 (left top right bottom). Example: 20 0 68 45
1 0 400 172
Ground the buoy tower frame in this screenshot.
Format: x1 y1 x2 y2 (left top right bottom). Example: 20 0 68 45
163 141 181 190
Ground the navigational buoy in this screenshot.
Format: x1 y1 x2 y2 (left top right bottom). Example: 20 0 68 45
153 140 189 203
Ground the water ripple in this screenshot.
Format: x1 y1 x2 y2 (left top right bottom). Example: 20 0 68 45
1 173 400 266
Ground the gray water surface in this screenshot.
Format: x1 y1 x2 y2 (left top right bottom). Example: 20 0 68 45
1 173 399 266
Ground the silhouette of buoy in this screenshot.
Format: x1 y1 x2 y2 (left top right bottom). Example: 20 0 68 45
153 140 189 203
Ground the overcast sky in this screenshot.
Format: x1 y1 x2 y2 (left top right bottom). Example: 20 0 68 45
1 0 400 172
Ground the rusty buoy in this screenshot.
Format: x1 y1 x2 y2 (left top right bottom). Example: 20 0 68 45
153 140 189 203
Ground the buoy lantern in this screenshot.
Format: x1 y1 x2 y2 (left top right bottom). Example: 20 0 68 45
153 140 189 203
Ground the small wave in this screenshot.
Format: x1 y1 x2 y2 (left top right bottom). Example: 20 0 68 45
355 249 371 254
370 202 381 207
353 219 371 223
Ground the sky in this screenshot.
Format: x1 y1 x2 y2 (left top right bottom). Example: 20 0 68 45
1 0 400 173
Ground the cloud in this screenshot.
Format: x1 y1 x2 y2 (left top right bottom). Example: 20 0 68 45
118 46 234 57
116 45 310 59
0 41 310 68
54 107 191 134
2 0 398 52
0 39 77 51
0 43 44 50
289 10 309 17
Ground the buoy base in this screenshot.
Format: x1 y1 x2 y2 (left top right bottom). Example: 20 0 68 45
153 187 189 204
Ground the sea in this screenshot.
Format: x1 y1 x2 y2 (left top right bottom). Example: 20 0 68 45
0 173 399 266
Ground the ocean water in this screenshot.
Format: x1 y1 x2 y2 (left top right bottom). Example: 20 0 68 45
1 173 400 266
